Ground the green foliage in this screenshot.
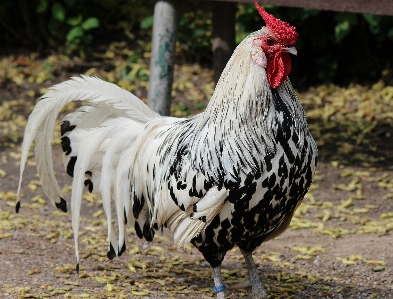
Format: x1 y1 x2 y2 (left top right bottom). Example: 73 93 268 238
36 0 100 53
334 13 358 42
140 16 154 30
0 0 154 54
65 17 100 52
176 11 213 63
363 14 384 34
236 4 393 87
139 9 213 63
138 3 393 86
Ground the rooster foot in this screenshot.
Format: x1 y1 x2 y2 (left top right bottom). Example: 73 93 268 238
216 291 226 299
241 249 268 299
249 281 267 299
212 266 226 299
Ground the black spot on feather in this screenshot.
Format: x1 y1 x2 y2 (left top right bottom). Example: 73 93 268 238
15 201 20 213
179 203 185 211
67 157 77 177
264 155 272 172
55 197 67 212
84 179 93 193
271 88 290 116
118 242 126 256
135 221 143 239
204 214 220 242
292 131 299 144
262 177 269 188
133 194 144 219
278 155 288 178
189 176 203 198
61 137 72 155
60 121 76 136
168 182 178 206
177 181 187 190
143 222 154 242
217 218 231 247
268 173 276 189
107 242 116 260
204 179 213 191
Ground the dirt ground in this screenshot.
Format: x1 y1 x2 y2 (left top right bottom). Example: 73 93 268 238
1 148 393 299
1 62 393 298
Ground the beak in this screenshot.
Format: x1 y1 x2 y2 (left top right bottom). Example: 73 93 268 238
284 46 297 56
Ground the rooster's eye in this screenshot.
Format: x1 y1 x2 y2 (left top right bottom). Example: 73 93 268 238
265 38 275 46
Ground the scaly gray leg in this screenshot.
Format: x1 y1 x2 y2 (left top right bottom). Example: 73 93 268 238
212 266 226 299
241 249 267 299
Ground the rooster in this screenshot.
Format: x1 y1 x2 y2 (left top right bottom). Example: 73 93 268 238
17 3 317 298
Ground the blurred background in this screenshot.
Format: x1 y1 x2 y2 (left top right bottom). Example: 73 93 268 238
1 0 393 88
1 3 393 298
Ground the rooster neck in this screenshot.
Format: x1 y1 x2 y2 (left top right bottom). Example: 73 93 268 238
189 63 302 184
178 29 311 184
197 46 270 132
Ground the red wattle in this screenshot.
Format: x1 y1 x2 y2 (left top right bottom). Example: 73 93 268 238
267 52 291 89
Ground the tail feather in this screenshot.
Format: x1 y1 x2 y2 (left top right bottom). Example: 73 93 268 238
70 127 114 265
100 131 127 259
66 118 148 263
17 94 66 211
18 75 158 205
102 130 137 256
17 76 160 265
115 142 141 248
35 123 67 211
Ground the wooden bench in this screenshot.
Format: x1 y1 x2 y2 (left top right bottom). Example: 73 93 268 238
147 0 393 115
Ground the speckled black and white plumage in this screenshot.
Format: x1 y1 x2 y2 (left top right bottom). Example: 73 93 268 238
17 26 317 299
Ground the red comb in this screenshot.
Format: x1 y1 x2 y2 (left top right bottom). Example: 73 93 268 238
254 2 298 46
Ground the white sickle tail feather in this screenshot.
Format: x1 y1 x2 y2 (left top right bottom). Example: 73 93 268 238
17 76 160 267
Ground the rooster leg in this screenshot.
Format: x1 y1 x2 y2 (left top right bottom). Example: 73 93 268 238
212 266 226 299
240 249 267 299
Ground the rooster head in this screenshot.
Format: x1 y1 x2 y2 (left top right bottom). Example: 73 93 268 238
252 2 299 88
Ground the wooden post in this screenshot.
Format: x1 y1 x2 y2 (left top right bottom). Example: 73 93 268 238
212 2 236 83
148 0 178 116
